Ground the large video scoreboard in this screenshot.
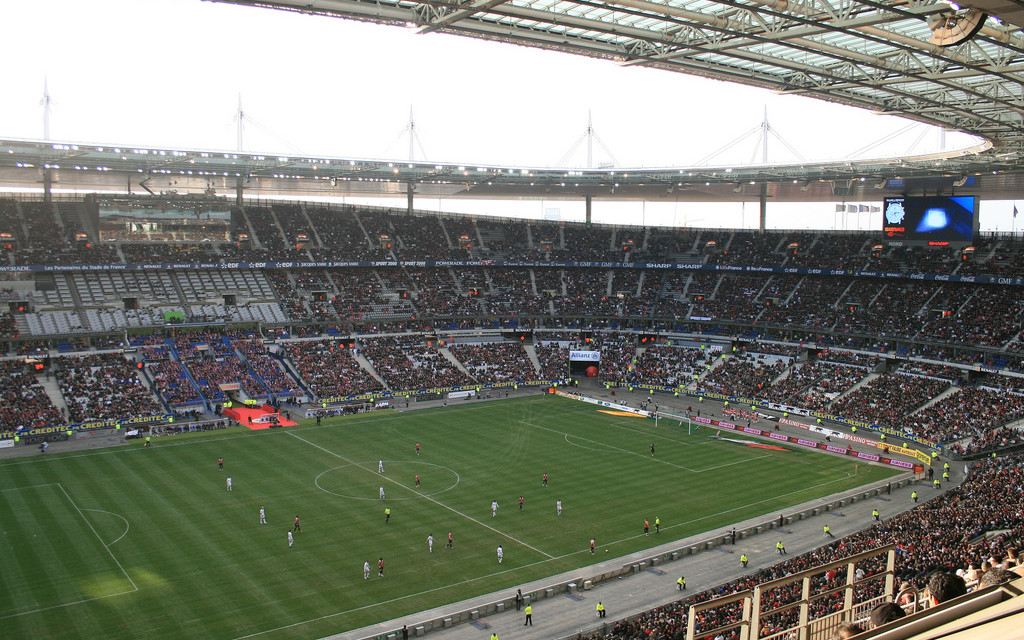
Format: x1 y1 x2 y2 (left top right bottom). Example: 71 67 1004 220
882 196 977 246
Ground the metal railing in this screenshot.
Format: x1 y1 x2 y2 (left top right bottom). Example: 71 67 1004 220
686 545 896 640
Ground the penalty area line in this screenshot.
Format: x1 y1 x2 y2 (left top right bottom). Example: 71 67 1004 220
58 483 138 592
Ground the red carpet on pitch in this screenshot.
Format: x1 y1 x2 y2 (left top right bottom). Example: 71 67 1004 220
223 405 298 430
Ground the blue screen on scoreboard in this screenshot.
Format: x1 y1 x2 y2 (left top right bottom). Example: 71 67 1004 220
882 196 976 245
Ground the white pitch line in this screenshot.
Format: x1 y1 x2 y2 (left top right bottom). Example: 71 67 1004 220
0 588 139 621
286 432 554 559
80 508 131 547
521 419 703 471
528 419 782 474
604 419 711 449
1 482 57 492
57 483 138 592
694 452 772 473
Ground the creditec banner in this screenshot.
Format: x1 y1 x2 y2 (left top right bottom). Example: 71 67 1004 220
318 379 556 406
0 413 173 441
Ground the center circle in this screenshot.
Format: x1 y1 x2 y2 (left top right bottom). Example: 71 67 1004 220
315 461 461 501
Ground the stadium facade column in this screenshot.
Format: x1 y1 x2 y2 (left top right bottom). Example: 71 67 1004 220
759 184 767 231
235 176 244 206
407 182 415 215
42 168 52 203
585 195 592 224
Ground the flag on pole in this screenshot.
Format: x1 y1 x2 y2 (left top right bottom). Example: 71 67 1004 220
1014 205 1018 218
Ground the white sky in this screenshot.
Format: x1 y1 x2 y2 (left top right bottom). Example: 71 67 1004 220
1 0 1019 230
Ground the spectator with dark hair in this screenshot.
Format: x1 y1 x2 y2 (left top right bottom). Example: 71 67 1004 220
979 568 1018 588
868 602 906 628
926 572 967 605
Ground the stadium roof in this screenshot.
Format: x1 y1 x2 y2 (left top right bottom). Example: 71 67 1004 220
3 0 1024 203
217 0 1024 145
4 135 1024 203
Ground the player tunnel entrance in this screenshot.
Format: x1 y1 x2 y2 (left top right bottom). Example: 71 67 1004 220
569 349 601 378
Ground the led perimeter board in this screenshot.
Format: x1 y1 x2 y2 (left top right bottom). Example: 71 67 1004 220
882 196 977 247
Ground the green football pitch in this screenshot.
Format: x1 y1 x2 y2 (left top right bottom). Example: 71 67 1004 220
0 395 898 640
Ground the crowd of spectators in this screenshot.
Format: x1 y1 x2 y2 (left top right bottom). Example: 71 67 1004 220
120 243 218 263
701 355 788 399
168 331 264 401
55 352 163 423
627 344 706 387
0 199 23 245
271 204 314 250
443 217 477 253
866 244 960 273
534 342 571 380
596 340 640 384
481 218 531 260
279 339 384 398
554 270 620 317
0 311 18 338
146 359 202 405
264 270 316 322
918 286 1023 347
330 269 408 322
15 340 50 356
391 215 453 261
785 235 871 270
233 337 296 396
447 342 537 383
411 274 482 317
830 373 950 431
946 421 1024 457
16 242 121 267
770 362 869 411
184 357 263 401
817 349 879 367
903 387 1024 445
453 267 488 295
244 206 299 259
896 362 961 380
306 205 384 260
705 232 782 267
0 359 65 430
360 336 472 391
551 226 617 262
838 281 935 340
644 229 700 258
746 343 802 358
689 275 763 322
483 270 548 317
